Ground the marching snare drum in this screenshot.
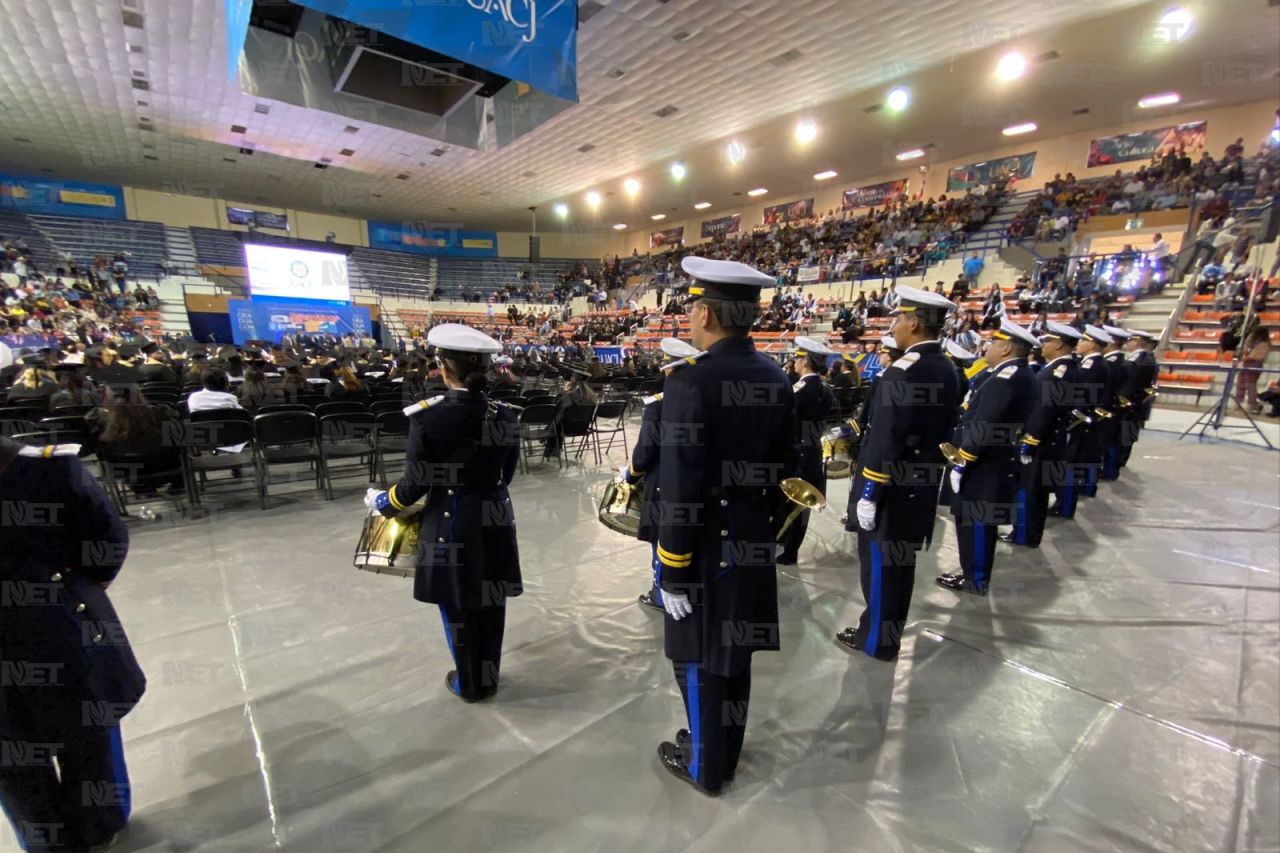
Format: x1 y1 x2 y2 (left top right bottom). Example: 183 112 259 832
353 507 423 577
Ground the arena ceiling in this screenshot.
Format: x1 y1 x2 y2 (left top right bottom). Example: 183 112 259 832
0 0 1275 233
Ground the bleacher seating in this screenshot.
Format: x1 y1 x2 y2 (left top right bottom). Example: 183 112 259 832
435 257 591 301
0 208 61 272
349 248 434 298
189 227 248 268
27 215 168 278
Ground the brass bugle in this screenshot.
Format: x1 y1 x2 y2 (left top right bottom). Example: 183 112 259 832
1092 407 1114 420
1117 395 1133 408
1067 409 1093 431
775 477 827 540
939 442 967 467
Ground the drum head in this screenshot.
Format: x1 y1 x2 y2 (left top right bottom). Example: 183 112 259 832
354 508 422 577
825 459 852 480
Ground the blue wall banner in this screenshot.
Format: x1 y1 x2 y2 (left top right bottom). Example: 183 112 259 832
0 173 126 220
700 214 741 239
286 0 579 102
228 207 290 230
842 179 909 210
947 153 1036 193
227 296 373 345
367 221 498 258
649 227 684 249
762 198 814 226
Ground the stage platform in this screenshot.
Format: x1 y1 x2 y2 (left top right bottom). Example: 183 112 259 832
5 430 1276 852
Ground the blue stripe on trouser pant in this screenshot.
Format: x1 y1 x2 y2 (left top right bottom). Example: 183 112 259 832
649 543 663 605
957 521 997 591
439 604 507 699
0 721 131 851
852 532 917 658
1083 463 1099 497
1102 446 1120 480
673 663 752 792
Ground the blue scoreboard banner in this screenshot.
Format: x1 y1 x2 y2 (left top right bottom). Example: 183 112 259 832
228 296 373 345
368 221 499 259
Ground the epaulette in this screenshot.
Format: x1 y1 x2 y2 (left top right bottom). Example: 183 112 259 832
993 362 1017 380
642 392 664 406
1053 363 1069 378
18 444 80 458
402 394 446 417
890 352 920 370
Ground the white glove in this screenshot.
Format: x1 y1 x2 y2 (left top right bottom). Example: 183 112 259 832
364 488 384 510
663 591 693 621
1019 451 1033 466
950 466 964 494
856 498 877 531
618 464 629 481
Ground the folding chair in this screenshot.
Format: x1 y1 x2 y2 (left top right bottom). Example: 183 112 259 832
370 400 404 416
182 418 257 505
589 401 629 462
318 412 378 492
558 404 598 467
315 401 366 418
517 404 558 474
257 403 311 415
253 411 324 508
374 410 411 481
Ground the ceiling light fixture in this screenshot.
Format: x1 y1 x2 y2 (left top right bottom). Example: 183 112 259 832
553 203 569 219
1002 122 1038 136
995 51 1028 82
624 177 641 196
1155 7 1194 43
747 188 768 197
694 202 712 210
726 141 746 164
670 162 687 181
795 119 817 144
1138 91 1181 108
895 148 925 161
612 223 627 230
814 170 838 180
585 191 602 209
651 213 667 221
885 87 911 112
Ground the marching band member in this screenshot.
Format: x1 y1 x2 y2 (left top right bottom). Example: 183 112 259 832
653 257 798 795
1075 326 1114 498
1005 322 1081 547
366 324 522 703
622 337 706 611
837 287 959 661
937 319 1037 593
1100 326 1134 480
777 336 835 566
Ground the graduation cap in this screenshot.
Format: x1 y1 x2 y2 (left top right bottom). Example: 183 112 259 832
115 343 140 360
53 362 84 375
681 256 774 302
992 319 1040 348
140 341 159 356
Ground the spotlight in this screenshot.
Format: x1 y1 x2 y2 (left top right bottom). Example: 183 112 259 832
623 178 641 196
795 119 817 144
726 141 746 164
1155 7 1194 43
670 162 687 181
585 191 602 209
553 202 569 219
693 202 712 210
995 52 1027 82
1002 122 1038 136
1138 92 1181 109
885 87 910 112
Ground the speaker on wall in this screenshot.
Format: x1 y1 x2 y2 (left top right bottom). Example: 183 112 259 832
529 236 541 263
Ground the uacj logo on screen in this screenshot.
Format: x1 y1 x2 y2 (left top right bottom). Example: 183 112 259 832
290 260 309 278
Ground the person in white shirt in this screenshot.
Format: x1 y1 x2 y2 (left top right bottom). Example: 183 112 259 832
1147 233 1172 293
186 368 248 453
1122 178 1145 195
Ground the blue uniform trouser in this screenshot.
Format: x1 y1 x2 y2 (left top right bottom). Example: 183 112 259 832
1011 482 1049 547
1082 461 1100 497
956 521 998 592
673 662 751 793
1054 466 1081 519
439 604 506 700
852 532 918 659
0 718 130 852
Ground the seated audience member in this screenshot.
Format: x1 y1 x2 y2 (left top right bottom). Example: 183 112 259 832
5 364 55 404
94 391 185 496
237 366 281 413
326 366 368 400
48 365 96 411
188 368 244 413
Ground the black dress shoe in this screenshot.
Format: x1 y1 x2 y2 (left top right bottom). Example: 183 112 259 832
444 671 491 703
656 741 719 796
835 629 898 661
998 532 1016 544
674 729 734 781
935 572 966 591
638 592 664 611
